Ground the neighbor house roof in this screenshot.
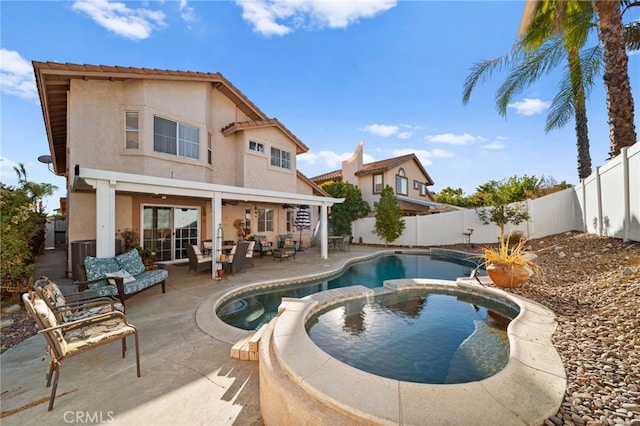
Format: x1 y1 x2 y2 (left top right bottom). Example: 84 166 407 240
310 153 435 186
33 61 305 174
297 171 331 197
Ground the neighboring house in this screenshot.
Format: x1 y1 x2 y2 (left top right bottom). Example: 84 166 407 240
311 141 454 215
33 62 343 275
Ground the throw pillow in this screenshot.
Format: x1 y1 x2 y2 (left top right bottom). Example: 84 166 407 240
116 249 145 276
84 256 120 288
105 269 136 285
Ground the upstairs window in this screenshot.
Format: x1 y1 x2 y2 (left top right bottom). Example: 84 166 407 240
419 183 428 196
125 112 139 149
270 147 291 169
154 116 200 160
396 168 408 195
373 174 383 193
249 141 264 153
207 133 212 165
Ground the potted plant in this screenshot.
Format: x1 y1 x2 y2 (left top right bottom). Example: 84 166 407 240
134 245 157 270
482 234 538 288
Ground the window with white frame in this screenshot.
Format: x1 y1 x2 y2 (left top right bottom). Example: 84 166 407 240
249 141 264 153
125 112 139 149
419 182 428 196
396 168 408 195
270 147 291 169
373 174 383 193
257 208 273 232
153 116 200 159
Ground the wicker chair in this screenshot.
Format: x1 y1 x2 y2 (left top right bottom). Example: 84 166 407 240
184 243 213 274
22 291 140 411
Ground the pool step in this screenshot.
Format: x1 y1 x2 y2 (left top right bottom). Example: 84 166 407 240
230 324 268 362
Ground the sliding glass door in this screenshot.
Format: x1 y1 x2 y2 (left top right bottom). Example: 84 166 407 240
143 205 199 262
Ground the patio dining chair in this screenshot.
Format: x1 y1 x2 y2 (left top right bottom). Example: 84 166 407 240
185 243 213 274
227 241 249 274
22 291 140 411
245 240 255 268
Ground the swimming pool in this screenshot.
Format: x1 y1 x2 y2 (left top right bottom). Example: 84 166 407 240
217 253 480 330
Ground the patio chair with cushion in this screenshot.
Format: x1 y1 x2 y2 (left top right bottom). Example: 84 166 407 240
22 291 140 411
252 235 274 258
185 243 213 274
245 240 255 268
34 276 124 320
227 241 249 274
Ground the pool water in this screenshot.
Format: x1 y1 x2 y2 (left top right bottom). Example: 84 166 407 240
217 254 480 330
306 288 515 384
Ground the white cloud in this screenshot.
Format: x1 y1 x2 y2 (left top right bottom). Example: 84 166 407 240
298 150 375 171
363 124 398 137
426 133 479 145
0 49 37 100
482 141 506 150
0 157 20 184
180 0 197 23
397 131 412 139
234 0 396 37
507 98 551 116
72 0 166 40
431 148 454 158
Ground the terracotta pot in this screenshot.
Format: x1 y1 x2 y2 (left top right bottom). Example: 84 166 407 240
486 263 532 288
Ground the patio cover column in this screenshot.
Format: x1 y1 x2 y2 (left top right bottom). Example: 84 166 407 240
95 179 116 257
212 192 222 279
320 203 329 259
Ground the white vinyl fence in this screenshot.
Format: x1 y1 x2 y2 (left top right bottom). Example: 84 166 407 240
353 144 639 246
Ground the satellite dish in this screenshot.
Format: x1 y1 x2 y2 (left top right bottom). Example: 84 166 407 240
37 155 52 164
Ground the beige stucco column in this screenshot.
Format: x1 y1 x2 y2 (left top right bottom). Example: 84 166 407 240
212 192 222 279
320 203 329 259
95 179 116 257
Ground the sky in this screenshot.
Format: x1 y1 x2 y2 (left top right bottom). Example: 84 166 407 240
1 0 639 214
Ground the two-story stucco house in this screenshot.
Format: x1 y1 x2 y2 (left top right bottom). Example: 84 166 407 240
311 142 452 216
33 62 343 276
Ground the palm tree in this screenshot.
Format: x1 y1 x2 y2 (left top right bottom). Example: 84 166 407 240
592 0 637 157
463 1 597 179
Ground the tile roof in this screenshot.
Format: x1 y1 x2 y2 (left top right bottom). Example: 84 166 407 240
221 119 308 154
310 153 434 186
309 169 342 184
33 61 273 173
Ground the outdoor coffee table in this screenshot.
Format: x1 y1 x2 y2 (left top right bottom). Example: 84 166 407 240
273 248 296 261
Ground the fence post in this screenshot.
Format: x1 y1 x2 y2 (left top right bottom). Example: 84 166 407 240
595 166 603 236
622 147 630 242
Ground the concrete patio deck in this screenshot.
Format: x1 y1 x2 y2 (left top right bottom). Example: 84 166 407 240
0 244 381 425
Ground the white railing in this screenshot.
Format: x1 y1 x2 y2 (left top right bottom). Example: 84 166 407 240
352 144 639 245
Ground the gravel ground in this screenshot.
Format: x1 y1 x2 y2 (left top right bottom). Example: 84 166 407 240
2 231 639 425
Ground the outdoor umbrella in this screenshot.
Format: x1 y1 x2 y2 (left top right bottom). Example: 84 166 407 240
294 206 311 251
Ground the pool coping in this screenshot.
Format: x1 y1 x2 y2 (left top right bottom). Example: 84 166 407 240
261 278 566 425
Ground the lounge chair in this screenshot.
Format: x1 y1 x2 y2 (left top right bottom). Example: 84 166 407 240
185 243 213 274
252 235 274 258
34 276 124 320
22 291 140 411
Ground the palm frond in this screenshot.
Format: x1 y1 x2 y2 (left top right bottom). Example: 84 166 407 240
625 20 640 51
495 38 566 116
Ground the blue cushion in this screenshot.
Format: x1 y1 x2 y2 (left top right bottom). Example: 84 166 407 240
84 256 120 289
122 269 168 294
116 249 145 276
